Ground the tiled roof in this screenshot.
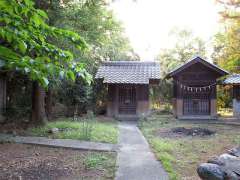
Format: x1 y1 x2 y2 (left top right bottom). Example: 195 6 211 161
95 61 160 84
224 74 240 85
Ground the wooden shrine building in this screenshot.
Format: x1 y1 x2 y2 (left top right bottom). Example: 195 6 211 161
166 56 228 119
223 74 240 117
95 61 160 119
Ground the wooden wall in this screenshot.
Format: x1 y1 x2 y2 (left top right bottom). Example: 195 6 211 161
107 84 150 118
172 62 219 118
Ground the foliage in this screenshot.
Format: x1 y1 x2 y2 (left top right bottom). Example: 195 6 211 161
212 0 240 108
154 28 206 103
0 0 91 87
156 28 206 76
28 117 119 143
217 86 232 109
42 0 137 113
51 0 138 64
78 111 95 140
212 0 240 73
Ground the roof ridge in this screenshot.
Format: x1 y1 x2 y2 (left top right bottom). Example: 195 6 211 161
95 61 161 84
102 61 159 66
166 56 228 78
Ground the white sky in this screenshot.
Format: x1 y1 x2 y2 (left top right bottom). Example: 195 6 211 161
111 0 221 60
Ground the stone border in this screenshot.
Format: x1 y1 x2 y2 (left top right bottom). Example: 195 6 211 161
0 134 119 152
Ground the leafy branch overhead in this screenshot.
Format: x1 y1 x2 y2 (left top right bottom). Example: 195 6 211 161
0 0 92 86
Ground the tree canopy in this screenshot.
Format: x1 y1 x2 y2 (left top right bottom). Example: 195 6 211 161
212 0 240 73
156 28 206 76
0 0 91 87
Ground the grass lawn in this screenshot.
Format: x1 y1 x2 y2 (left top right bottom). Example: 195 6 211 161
0 143 116 180
27 116 119 144
140 113 240 180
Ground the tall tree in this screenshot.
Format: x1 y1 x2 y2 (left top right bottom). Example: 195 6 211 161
0 0 91 124
156 28 206 76
154 28 206 103
43 0 138 114
212 0 240 73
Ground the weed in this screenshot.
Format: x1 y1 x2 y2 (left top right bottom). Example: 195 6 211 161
84 153 108 169
28 116 118 143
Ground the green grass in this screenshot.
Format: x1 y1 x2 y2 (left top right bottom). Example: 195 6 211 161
150 138 178 180
28 118 119 144
84 153 108 169
83 152 117 178
140 113 240 179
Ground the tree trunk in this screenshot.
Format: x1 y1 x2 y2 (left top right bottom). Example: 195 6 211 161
0 75 6 122
31 81 46 125
45 88 53 120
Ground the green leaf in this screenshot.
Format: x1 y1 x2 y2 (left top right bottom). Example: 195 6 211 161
37 9 48 19
30 13 43 27
42 77 49 86
6 32 12 43
0 45 21 61
23 0 34 7
67 71 75 81
19 41 27 54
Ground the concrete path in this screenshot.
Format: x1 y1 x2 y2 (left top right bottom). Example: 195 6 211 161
116 121 169 180
0 134 118 152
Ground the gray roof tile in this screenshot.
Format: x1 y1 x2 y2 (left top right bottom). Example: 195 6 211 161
95 61 160 84
224 74 240 85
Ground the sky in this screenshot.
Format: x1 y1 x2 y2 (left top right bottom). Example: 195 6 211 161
111 0 221 61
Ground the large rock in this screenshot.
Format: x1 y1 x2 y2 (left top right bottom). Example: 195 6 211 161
197 163 225 180
228 147 240 157
198 149 240 180
224 169 239 180
48 128 59 134
218 153 238 162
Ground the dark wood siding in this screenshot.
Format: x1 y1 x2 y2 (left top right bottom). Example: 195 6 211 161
173 62 218 116
118 85 136 114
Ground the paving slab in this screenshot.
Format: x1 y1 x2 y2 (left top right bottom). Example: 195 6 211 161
0 134 118 152
116 121 169 180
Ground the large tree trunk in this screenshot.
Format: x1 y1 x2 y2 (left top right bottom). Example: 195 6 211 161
0 75 6 122
45 88 53 120
31 81 46 125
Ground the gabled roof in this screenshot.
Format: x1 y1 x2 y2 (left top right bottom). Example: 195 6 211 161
166 56 229 78
223 74 240 85
95 61 160 84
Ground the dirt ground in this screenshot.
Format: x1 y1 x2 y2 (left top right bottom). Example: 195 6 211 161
156 126 216 139
141 114 240 180
0 143 116 180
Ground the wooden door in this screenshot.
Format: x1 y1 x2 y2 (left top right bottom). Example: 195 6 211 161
118 86 136 114
183 91 210 115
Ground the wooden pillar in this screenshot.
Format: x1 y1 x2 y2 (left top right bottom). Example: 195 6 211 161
233 85 240 118
107 84 119 117
210 99 217 117
176 98 183 117
210 84 217 117
136 85 149 116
